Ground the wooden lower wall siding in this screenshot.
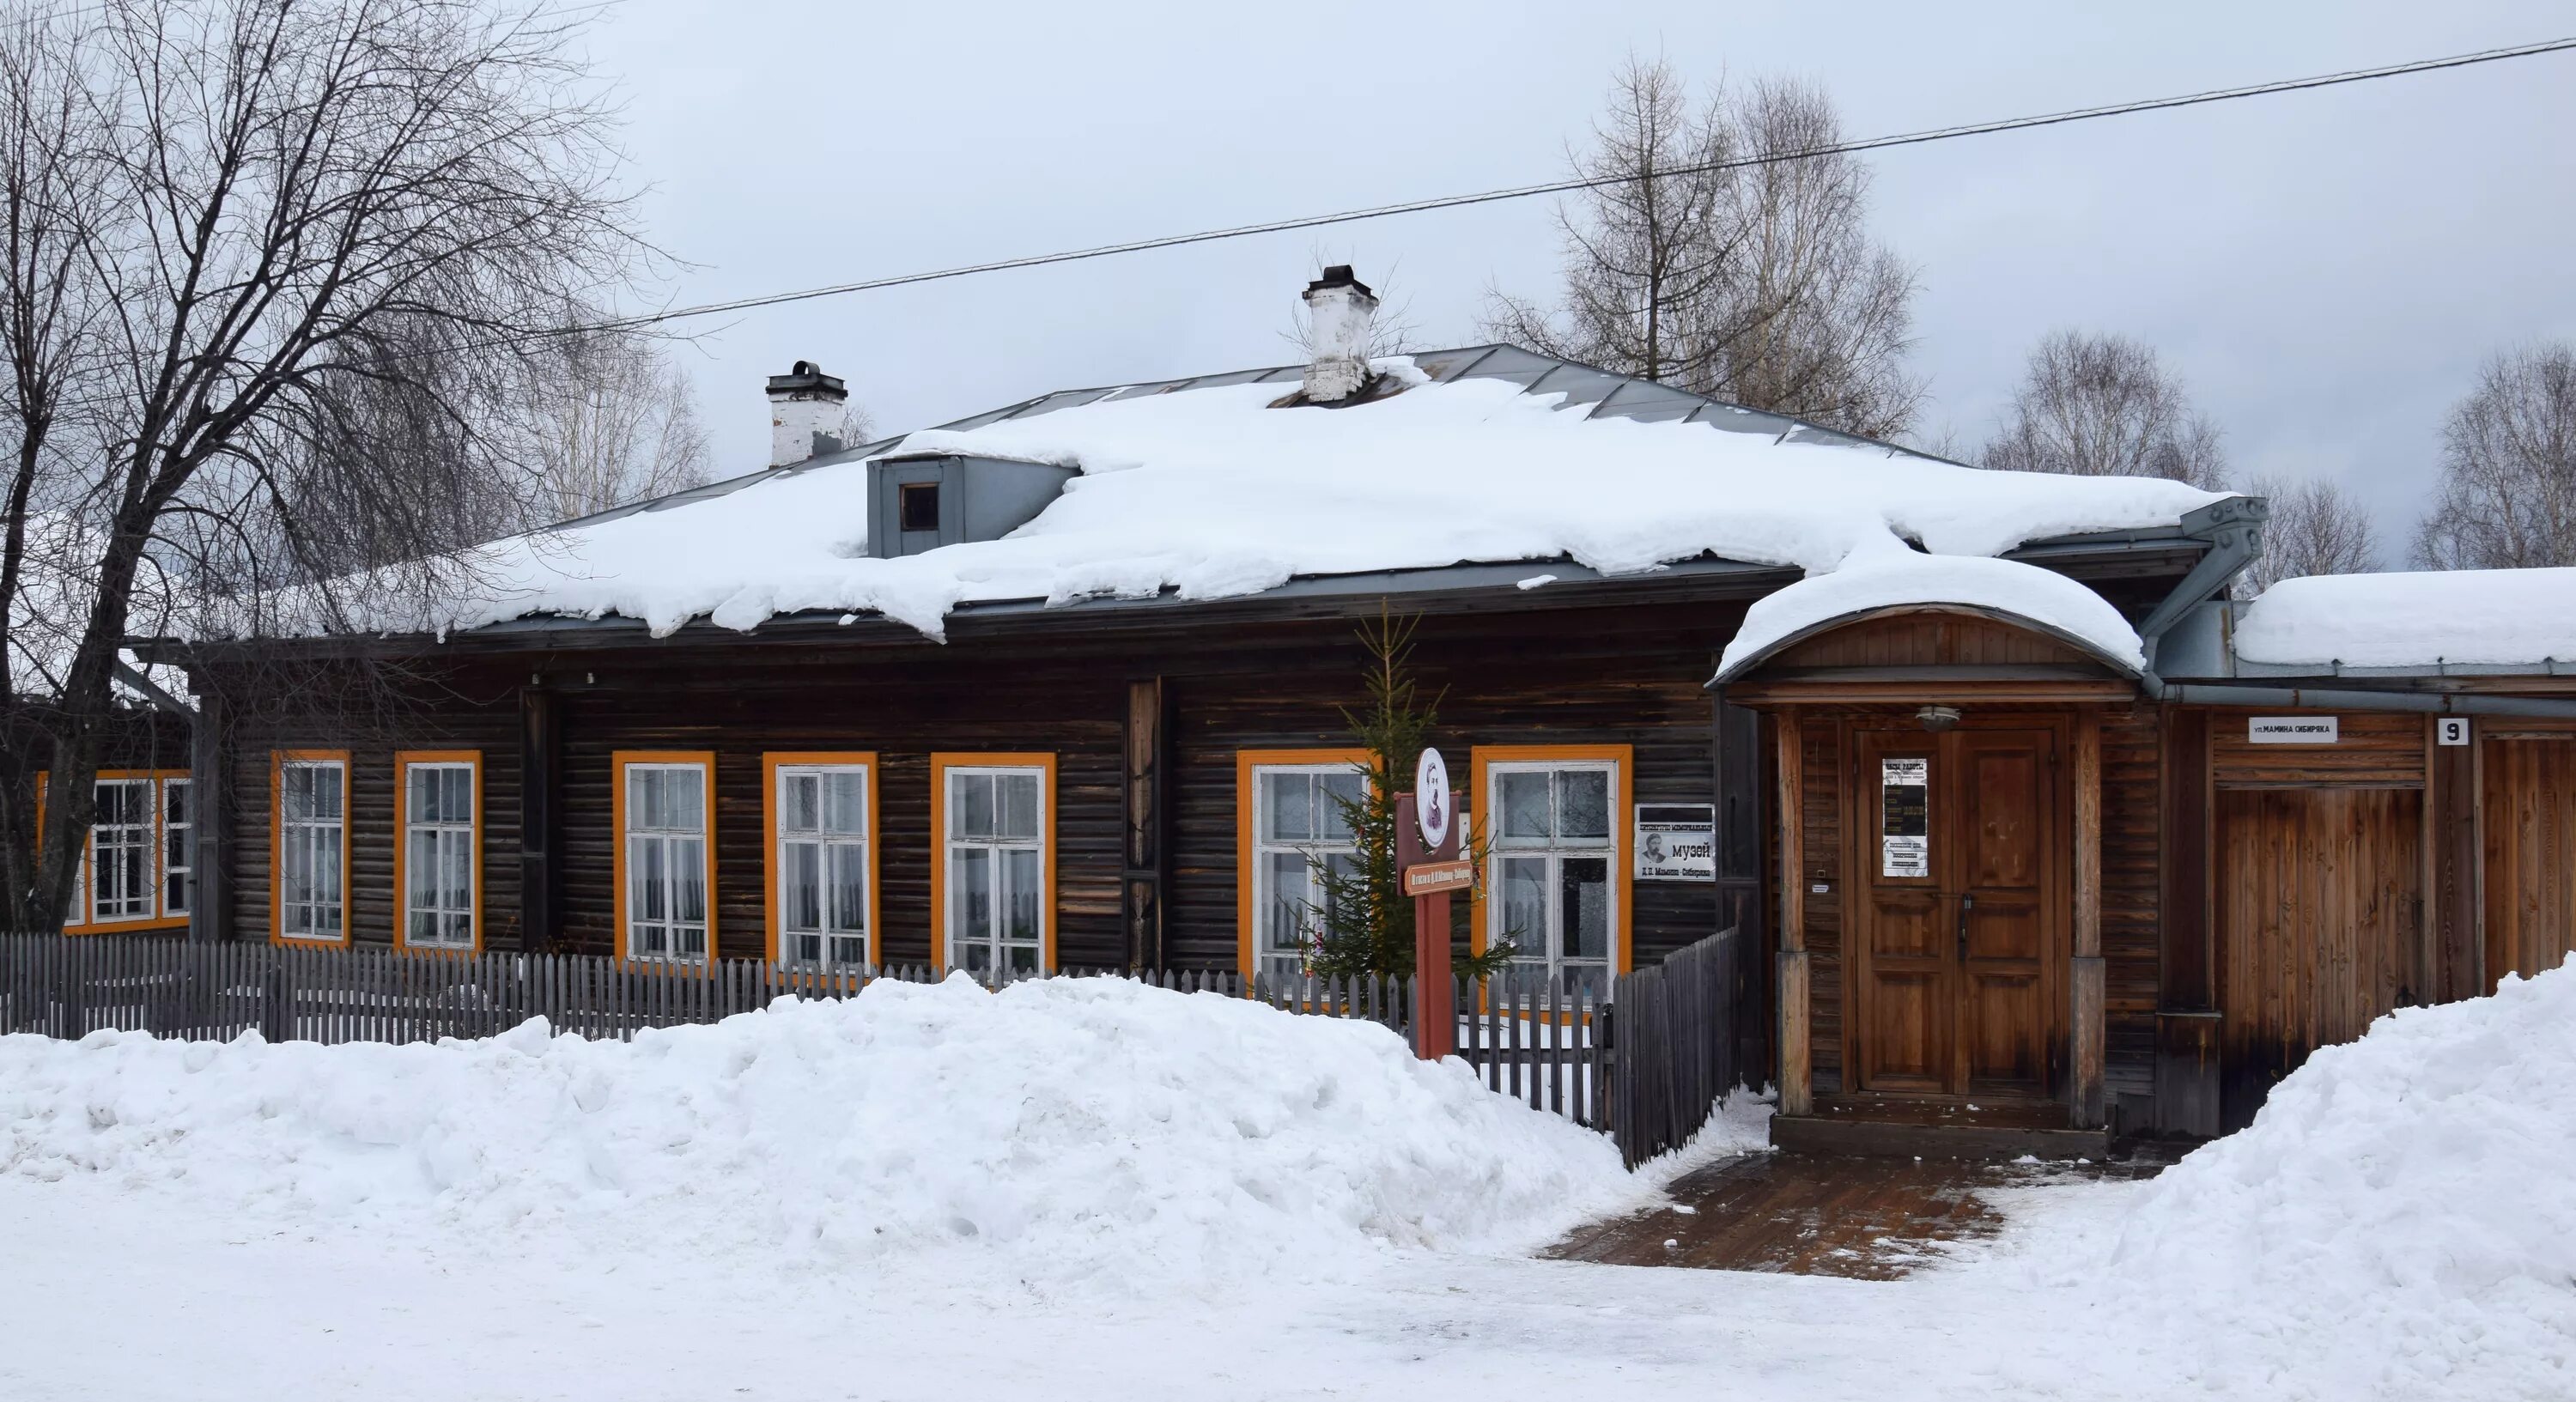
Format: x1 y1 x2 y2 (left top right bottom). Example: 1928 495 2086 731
207 600 1747 974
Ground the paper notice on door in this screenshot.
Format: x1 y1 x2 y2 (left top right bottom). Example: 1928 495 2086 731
1880 756 1929 878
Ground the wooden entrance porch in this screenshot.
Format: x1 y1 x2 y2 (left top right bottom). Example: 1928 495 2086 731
1717 605 2139 1157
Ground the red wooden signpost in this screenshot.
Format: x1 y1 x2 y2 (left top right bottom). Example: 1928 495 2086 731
1398 747 1463 1060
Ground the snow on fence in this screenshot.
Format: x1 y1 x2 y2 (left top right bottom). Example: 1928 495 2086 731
0 928 1737 1167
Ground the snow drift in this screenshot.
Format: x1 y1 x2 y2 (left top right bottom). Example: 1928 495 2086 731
2095 956 2576 1399
0 974 1629 1284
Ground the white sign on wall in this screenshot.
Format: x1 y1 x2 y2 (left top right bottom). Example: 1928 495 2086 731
1634 804 1716 882
1880 757 1929 878
2437 717 2471 747
2249 716 2339 744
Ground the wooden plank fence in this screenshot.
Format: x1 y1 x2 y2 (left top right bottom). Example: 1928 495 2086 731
1 927 1739 1166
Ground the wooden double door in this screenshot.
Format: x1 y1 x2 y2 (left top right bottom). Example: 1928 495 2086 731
1850 722 2065 1100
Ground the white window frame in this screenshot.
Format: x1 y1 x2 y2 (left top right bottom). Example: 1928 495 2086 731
623 760 711 964
1249 762 1367 982
402 761 477 950
88 777 155 924
161 776 192 919
277 758 347 942
943 765 1047 977
1484 758 1622 992
776 762 871 973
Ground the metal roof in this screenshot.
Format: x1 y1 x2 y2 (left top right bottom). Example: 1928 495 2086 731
542 344 1962 536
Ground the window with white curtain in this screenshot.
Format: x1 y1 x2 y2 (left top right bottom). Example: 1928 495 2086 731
624 762 709 962
277 759 346 940
777 763 870 971
404 762 477 949
1249 763 1365 981
945 767 1044 976
88 778 155 922
1486 760 1618 993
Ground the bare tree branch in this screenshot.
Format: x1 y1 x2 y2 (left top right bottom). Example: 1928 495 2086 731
2413 342 2576 570
2240 475 2381 594
1981 329 2229 490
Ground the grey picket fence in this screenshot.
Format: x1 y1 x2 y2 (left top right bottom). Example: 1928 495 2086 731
0 927 1737 1166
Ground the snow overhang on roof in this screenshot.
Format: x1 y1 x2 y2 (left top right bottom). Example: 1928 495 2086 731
1710 546 2148 685
254 345 2232 647
2225 567 2576 677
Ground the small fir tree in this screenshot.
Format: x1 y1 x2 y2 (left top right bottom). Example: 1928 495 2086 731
1303 607 1516 980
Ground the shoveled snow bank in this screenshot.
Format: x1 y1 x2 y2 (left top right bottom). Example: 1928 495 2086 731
320 361 2220 641
0 974 1629 1284
2094 956 2576 1398
2234 566 2576 668
1713 538 2144 680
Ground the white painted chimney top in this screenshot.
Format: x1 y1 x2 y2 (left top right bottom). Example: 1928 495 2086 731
767 361 849 466
1301 266 1378 404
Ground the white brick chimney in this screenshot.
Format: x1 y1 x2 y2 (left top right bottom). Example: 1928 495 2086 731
1301 266 1378 404
767 361 849 466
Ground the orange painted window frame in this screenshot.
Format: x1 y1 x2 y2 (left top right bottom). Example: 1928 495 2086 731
1468 743 1636 974
271 750 354 946
1233 748 1372 978
392 750 483 956
611 750 719 966
760 751 881 969
927 752 1056 974
38 768 192 936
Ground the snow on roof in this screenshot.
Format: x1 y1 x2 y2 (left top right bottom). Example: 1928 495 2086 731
1712 537 2148 682
375 350 2225 643
2233 567 2576 669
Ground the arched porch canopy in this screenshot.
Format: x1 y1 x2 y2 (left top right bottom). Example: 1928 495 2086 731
1711 553 2145 707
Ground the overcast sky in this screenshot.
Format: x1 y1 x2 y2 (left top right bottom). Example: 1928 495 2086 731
581 1 2576 565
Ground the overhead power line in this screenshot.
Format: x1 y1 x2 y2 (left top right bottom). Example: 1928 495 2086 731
565 34 2576 340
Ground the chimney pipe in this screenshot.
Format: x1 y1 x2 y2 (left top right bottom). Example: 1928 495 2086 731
1301 266 1378 404
767 361 850 466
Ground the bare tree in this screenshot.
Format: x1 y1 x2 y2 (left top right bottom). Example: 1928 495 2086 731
2413 343 2576 570
1982 330 2228 489
521 326 715 521
2239 476 2381 594
1483 58 1923 438
0 0 652 936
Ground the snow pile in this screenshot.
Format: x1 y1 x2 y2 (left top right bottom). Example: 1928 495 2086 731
1714 537 2143 680
0 974 1630 1284
2235 566 2576 668
328 361 2221 641
2098 957 2576 1397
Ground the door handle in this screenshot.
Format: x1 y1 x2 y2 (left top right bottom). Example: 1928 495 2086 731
1956 893 1974 962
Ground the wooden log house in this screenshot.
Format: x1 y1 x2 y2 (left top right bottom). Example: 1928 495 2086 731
129 274 2576 1155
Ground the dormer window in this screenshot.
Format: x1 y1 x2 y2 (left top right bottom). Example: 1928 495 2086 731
899 482 940 533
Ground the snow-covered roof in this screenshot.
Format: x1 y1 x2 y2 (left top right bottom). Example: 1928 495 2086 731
349 345 2226 645
2233 567 2576 671
1713 540 2148 682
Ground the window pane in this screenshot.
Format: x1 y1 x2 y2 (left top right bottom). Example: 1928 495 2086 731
785 774 820 833
784 841 821 931
1499 856 1549 961
956 774 994 839
441 768 473 823
165 780 190 827
823 772 866 835
1263 773 1312 843
283 766 313 822
1557 770 1610 841
442 835 472 913
409 829 440 910
998 774 1040 841
1261 851 1313 955
671 768 703 831
1498 772 1552 843
635 836 665 921
1004 848 1042 944
1563 857 1610 962
675 838 706 923
1316 772 1364 842
827 842 866 933
954 847 992 944
314 768 342 821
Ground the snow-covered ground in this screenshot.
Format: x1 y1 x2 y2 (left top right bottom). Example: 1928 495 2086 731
3 967 2570 1400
